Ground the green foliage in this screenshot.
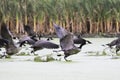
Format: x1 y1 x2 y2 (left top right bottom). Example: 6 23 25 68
0 54 11 59
0 0 120 21
34 56 43 62
46 54 55 62
17 52 30 56
0 0 120 34
34 54 56 62
116 53 120 56
5 55 11 58
102 51 107 56
87 51 107 56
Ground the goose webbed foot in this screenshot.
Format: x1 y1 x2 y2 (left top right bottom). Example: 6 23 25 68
31 50 36 55
0 54 10 59
0 55 4 58
57 54 62 56
116 49 120 56
64 56 72 62
0 51 10 58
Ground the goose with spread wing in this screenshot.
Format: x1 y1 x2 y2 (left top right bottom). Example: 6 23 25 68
31 40 59 53
0 38 9 48
1 22 18 56
23 25 59 53
73 35 92 49
18 25 39 47
53 23 80 61
105 37 120 54
23 24 37 37
106 38 120 48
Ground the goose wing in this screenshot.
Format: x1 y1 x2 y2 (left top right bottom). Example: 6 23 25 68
1 22 13 42
24 25 36 36
106 38 120 47
73 37 86 44
53 23 69 39
60 33 75 51
1 22 18 55
31 40 59 49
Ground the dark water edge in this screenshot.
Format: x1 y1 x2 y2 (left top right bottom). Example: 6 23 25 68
80 33 120 38
44 33 120 38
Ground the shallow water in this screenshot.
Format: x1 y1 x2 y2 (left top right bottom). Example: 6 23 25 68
0 38 120 80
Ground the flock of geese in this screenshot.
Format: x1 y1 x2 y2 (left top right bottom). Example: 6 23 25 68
0 22 120 61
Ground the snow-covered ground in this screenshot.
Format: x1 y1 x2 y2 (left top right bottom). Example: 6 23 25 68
0 38 120 80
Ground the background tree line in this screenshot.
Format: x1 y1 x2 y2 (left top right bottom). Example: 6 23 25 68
0 0 120 36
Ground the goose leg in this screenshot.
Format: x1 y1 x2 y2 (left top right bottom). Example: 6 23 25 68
64 55 72 62
116 48 120 56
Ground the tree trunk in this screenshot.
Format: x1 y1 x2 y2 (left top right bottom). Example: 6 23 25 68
16 14 19 33
33 16 36 32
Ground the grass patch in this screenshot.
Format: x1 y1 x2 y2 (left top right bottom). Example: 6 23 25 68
0 55 11 59
34 56 43 62
116 53 120 56
34 54 38 56
17 52 30 56
86 51 107 56
46 54 55 62
5 55 11 59
34 54 56 62
86 51 99 56
101 51 107 56
111 56 120 59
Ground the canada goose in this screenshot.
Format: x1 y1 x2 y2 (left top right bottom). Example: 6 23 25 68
17 25 39 47
1 22 19 56
106 38 120 48
23 25 59 54
105 38 120 54
115 44 120 54
53 23 80 61
31 40 59 53
24 24 37 37
18 35 38 47
0 38 9 58
102 37 120 54
47 36 53 41
0 38 9 48
73 35 92 49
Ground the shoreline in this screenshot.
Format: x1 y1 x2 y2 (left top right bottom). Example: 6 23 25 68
43 33 120 38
